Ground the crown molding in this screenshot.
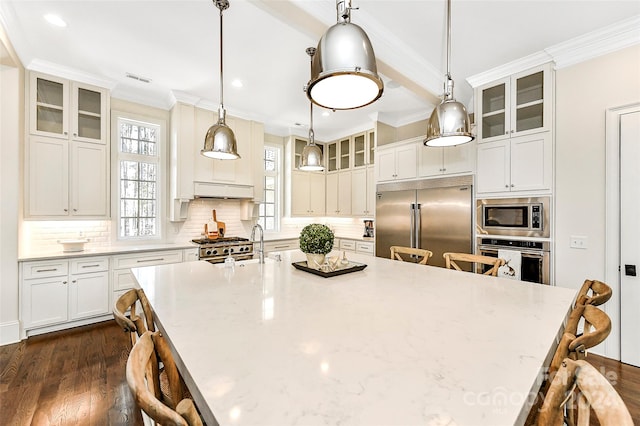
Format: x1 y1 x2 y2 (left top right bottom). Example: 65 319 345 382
110 85 174 111
546 15 640 69
27 58 117 90
466 51 553 89
171 90 201 106
467 15 640 88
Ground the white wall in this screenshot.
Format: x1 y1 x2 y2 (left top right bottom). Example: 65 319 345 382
554 45 640 357
0 31 23 345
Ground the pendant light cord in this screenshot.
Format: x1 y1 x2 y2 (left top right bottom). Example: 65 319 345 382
446 0 451 79
219 7 224 112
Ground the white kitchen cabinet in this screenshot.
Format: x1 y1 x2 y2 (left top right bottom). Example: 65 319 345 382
326 171 352 216
353 131 376 168
355 241 374 256
325 136 350 172
21 256 109 332
376 140 417 182
476 132 552 194
290 171 325 216
351 166 375 216
27 136 108 217
29 72 108 144
183 247 199 262
476 64 552 143
418 143 475 177
264 239 298 253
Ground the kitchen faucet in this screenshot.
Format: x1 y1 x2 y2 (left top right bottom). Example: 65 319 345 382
251 223 264 264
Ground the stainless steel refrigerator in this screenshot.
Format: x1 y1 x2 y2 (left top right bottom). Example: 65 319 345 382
375 176 473 269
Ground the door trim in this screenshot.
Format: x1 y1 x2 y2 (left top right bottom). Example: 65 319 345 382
605 102 640 360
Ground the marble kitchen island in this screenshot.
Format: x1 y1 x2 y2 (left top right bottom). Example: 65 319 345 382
132 250 576 426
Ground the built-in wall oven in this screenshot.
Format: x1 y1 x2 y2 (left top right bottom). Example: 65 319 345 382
476 197 551 285
477 238 550 285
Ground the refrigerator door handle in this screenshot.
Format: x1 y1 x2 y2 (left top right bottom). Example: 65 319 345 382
410 204 416 248
415 204 422 249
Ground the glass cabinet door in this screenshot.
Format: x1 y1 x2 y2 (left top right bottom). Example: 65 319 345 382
32 75 69 137
339 137 350 169
353 133 366 167
514 71 544 133
481 81 508 139
368 131 375 165
294 137 307 169
327 142 338 172
75 86 103 141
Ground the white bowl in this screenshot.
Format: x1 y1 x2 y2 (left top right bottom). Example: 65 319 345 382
58 238 89 252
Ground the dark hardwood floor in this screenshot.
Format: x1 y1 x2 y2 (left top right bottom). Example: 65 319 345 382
0 320 143 426
0 320 638 425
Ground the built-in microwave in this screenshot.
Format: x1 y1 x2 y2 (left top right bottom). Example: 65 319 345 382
476 197 550 238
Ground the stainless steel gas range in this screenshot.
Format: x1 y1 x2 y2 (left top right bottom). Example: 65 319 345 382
191 237 254 264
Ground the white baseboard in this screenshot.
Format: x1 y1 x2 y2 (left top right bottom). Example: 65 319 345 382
0 320 21 346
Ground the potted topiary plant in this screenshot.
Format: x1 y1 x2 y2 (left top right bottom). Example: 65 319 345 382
299 223 334 269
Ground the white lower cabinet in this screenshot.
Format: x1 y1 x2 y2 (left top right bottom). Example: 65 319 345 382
338 239 374 256
264 239 299 254
21 257 109 331
183 247 199 262
111 250 184 303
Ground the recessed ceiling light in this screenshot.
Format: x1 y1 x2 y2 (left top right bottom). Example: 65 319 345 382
231 79 243 88
44 14 67 27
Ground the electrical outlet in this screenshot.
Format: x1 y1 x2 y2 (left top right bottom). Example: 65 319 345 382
570 235 588 249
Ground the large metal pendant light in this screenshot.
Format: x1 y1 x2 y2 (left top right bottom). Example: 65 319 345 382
300 47 325 171
201 0 240 160
424 0 474 147
306 0 383 110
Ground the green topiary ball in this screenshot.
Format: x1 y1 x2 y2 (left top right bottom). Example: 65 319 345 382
299 223 334 255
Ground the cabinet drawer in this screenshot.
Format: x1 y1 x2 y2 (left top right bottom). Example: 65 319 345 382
112 269 136 292
23 260 69 279
113 250 183 269
70 257 109 274
340 240 356 251
264 240 298 253
356 242 374 254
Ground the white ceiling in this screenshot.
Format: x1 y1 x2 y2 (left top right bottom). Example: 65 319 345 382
1 0 639 141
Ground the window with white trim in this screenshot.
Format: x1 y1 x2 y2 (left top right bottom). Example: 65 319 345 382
115 117 161 239
258 145 281 232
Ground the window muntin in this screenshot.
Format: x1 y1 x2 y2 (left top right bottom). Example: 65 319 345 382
116 118 161 239
258 145 280 232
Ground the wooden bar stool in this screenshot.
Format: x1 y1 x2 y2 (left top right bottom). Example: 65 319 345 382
113 288 155 346
575 279 612 307
443 252 505 276
390 246 433 265
126 331 203 426
549 304 612 376
537 358 633 425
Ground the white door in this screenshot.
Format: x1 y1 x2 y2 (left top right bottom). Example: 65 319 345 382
71 141 107 216
476 140 509 194
620 110 640 367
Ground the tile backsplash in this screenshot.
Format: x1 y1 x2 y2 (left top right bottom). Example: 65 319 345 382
21 199 372 252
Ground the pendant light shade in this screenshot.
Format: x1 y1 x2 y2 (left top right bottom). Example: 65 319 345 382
201 0 240 160
424 0 474 147
300 47 325 172
306 0 383 110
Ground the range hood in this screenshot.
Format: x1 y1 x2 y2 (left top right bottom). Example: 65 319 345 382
193 181 254 199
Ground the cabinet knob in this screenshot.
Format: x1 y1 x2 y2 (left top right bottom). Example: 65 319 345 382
73 133 77 137
510 184 515 187
64 131 68 135
72 280 77 283
511 130 514 133
73 208 77 212
505 185 509 188
62 281 68 285
64 208 68 212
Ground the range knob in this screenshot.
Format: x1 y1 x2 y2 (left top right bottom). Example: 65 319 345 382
206 250 212 256
230 248 235 253
212 249 218 255
223 248 229 254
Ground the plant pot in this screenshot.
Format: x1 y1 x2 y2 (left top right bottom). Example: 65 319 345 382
305 253 326 270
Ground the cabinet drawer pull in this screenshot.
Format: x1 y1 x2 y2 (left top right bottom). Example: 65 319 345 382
274 245 289 249
36 268 58 273
62 281 68 285
81 264 101 268
137 258 165 263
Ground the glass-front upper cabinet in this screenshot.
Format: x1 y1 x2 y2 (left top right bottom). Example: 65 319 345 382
293 137 308 169
368 130 375 165
339 137 351 170
476 63 551 143
29 72 108 144
353 133 366 167
327 142 338 172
